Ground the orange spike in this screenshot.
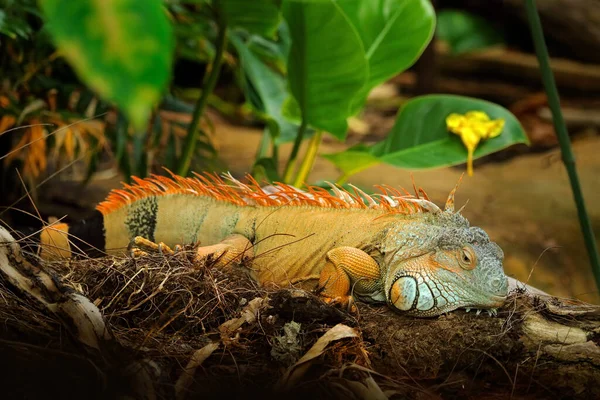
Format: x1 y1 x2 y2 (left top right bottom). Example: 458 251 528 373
96 172 443 216
410 173 420 199
373 185 389 197
445 173 464 213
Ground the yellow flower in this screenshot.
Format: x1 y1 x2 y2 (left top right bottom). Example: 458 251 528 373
446 111 504 176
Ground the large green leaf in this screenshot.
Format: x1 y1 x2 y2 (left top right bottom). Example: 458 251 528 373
282 0 368 138
338 0 435 94
39 0 173 130
324 94 529 175
436 10 504 55
218 0 281 37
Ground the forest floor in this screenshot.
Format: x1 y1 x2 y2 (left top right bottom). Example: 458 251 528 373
2 234 600 400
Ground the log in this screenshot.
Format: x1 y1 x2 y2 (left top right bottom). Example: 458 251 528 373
440 0 600 64
506 0 600 64
437 47 600 95
1 225 600 399
392 46 600 110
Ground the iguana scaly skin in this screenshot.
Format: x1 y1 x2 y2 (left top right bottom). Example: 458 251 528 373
34 172 508 317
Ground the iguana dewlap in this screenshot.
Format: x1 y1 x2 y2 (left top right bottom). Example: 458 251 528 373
34 172 508 317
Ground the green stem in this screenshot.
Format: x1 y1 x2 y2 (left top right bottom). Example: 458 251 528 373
272 139 279 167
335 173 350 186
255 129 270 160
283 118 308 183
293 130 322 188
176 20 228 176
525 0 600 291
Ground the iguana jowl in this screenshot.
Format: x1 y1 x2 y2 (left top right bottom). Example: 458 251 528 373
35 172 508 317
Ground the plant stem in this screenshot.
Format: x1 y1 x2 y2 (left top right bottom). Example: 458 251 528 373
283 118 308 183
272 138 279 168
176 20 228 176
335 173 350 186
256 129 270 160
293 130 322 188
524 0 600 291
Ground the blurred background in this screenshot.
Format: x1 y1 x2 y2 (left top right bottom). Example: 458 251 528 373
1 0 599 302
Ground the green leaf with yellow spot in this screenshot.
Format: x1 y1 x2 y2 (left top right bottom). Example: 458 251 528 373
39 0 174 130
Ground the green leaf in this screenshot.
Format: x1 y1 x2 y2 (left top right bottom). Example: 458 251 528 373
231 32 297 143
249 20 291 70
132 131 147 178
321 143 381 178
339 0 435 91
165 130 178 171
282 0 368 138
218 0 281 37
324 94 529 175
436 10 504 55
252 157 281 182
39 0 174 130
114 112 131 182
246 21 290 74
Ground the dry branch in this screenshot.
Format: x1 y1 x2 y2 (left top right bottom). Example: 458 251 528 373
1 225 600 399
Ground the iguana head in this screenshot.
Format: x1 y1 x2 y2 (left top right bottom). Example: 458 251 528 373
381 211 508 317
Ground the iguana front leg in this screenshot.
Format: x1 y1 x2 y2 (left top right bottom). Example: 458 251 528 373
193 234 253 267
131 234 253 268
318 247 382 312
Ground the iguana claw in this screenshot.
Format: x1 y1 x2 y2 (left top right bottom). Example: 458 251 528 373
132 236 175 254
130 236 178 258
322 295 358 314
464 307 498 317
487 308 498 317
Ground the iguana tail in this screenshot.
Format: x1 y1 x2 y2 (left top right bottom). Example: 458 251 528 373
21 211 106 260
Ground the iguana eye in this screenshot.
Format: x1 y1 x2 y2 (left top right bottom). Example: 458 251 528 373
458 246 476 270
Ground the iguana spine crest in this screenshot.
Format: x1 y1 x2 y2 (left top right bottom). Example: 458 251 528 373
97 170 448 217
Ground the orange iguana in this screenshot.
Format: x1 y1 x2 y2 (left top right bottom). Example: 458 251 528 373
30 172 508 317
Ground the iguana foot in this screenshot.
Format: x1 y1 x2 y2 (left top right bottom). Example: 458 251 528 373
322 294 357 314
130 234 254 270
464 307 499 317
193 234 254 269
317 246 382 315
131 236 179 257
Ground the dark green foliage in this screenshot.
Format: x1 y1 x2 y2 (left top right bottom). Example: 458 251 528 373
6 0 527 187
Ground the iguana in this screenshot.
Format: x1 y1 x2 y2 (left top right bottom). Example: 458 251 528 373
30 172 508 317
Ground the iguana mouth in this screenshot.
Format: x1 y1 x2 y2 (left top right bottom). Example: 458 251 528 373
465 293 506 309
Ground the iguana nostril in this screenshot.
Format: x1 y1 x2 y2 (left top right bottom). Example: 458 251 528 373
492 277 508 296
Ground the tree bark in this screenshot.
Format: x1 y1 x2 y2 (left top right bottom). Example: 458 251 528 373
1 225 599 399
